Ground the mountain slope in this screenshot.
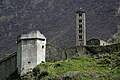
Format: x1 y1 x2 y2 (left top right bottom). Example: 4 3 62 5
0 0 120 57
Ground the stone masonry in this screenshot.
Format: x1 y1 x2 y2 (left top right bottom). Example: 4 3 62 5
76 10 86 47
17 30 46 76
76 9 86 54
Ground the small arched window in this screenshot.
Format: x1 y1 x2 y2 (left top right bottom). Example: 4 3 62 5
79 24 82 28
79 19 82 23
79 13 82 17
79 30 82 33
79 35 82 39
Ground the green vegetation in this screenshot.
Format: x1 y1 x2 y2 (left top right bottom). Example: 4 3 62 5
113 34 120 44
0 52 16 63
29 52 120 80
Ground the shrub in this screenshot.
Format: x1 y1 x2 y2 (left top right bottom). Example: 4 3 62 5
110 57 120 68
38 71 49 79
54 63 61 68
63 76 72 80
97 58 111 65
33 67 41 76
111 74 120 80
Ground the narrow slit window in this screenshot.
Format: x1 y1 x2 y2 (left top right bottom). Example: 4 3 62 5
42 45 44 49
28 62 31 64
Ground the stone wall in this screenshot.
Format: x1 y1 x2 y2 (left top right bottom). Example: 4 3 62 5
1 43 119 79
0 52 17 80
85 43 120 54
46 44 77 62
0 44 77 80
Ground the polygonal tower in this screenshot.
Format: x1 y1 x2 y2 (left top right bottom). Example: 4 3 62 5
76 9 86 47
17 30 46 76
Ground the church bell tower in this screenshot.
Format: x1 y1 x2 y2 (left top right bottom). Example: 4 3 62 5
76 9 86 47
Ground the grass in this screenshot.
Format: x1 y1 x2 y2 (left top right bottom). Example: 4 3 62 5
31 53 120 80
0 52 16 63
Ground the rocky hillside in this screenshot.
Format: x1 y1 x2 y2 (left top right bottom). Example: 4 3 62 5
0 0 120 57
